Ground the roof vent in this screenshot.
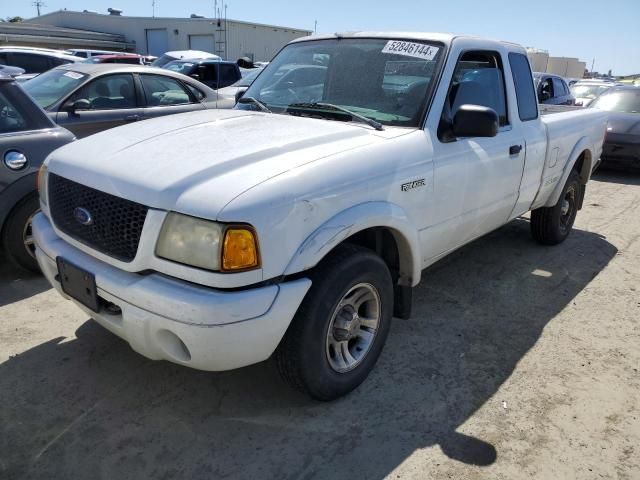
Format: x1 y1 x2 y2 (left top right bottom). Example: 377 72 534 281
83 10 98 14
190 14 205 18
107 8 123 16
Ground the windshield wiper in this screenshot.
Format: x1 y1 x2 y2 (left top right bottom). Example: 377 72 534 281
237 96 272 113
287 102 384 131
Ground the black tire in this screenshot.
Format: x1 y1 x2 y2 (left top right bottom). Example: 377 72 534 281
275 244 393 401
531 170 581 245
2 194 40 272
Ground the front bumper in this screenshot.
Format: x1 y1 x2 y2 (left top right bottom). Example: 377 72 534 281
33 213 311 371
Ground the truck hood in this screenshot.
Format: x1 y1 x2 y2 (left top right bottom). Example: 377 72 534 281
47 109 406 219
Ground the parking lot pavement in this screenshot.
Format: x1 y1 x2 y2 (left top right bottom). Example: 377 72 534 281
0 171 638 480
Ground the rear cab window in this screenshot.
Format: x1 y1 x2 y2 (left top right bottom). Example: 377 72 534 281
508 52 538 121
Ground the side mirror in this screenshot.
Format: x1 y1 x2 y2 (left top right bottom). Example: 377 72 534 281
235 87 248 104
452 104 499 138
64 98 90 114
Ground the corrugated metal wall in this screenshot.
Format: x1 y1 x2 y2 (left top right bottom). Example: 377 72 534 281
26 11 311 61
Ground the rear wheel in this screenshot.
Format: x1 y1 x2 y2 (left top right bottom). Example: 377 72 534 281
275 244 393 401
2 195 40 272
531 170 581 245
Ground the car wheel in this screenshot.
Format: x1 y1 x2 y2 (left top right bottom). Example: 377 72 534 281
275 244 393 401
531 170 581 245
2 194 40 272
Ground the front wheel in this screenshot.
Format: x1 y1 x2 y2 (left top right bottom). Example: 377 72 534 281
2 195 40 272
275 244 393 401
531 170 581 245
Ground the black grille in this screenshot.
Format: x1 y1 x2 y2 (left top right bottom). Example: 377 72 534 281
48 173 149 262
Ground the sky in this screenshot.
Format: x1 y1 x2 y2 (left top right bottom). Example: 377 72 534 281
3 0 640 75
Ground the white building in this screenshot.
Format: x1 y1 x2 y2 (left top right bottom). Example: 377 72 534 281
25 9 312 62
527 48 586 79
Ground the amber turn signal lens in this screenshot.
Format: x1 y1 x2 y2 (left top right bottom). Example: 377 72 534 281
222 228 259 271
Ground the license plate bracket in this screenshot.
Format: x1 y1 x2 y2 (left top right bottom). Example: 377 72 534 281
56 257 99 312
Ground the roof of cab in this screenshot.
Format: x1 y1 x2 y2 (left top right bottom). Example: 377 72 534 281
289 31 525 52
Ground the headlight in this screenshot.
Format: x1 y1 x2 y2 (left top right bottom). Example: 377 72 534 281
156 213 260 272
37 163 48 206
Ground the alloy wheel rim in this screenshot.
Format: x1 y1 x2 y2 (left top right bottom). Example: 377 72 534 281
560 186 576 233
23 211 38 259
325 283 381 373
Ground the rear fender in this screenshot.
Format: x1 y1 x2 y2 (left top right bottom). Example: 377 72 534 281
543 137 592 207
284 202 422 287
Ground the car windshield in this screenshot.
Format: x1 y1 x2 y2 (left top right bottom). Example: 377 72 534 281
571 84 610 99
22 69 88 109
163 60 197 75
237 38 443 128
591 90 640 113
233 68 263 87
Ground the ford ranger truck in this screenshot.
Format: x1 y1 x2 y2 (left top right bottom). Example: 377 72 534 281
33 33 607 400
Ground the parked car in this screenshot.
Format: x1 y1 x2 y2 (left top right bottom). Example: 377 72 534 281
571 80 616 107
163 59 242 90
66 49 137 59
0 47 80 76
84 54 145 65
534 72 575 105
33 32 607 400
151 50 221 68
22 63 218 138
216 67 264 108
0 73 75 271
0 64 25 78
590 86 640 171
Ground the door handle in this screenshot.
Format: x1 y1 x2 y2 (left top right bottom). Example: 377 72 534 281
124 115 140 122
509 144 522 155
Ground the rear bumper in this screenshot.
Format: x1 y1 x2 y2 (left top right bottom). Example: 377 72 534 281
33 213 311 371
601 140 640 171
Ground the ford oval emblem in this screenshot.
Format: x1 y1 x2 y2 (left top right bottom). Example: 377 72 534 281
73 207 93 226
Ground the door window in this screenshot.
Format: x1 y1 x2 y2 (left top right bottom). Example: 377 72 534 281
0 90 28 133
218 65 239 88
539 77 554 100
552 77 566 97
442 50 509 130
139 74 193 106
71 74 136 109
508 52 538 121
8 53 50 74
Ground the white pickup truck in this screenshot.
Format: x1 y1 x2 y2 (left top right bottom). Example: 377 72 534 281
33 32 607 400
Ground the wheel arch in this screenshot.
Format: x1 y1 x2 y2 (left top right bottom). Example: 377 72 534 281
544 137 593 208
284 202 422 287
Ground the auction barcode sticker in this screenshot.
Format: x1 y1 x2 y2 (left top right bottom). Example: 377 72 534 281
381 41 439 61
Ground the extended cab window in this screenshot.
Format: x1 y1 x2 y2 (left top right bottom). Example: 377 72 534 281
508 52 538 121
553 77 566 97
443 51 509 129
71 74 137 110
218 64 240 88
140 74 193 106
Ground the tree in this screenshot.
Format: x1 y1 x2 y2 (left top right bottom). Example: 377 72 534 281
6 16 24 23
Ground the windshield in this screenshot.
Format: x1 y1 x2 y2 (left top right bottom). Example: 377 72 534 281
163 61 197 75
22 69 88 109
591 90 640 113
237 38 443 128
571 84 610 99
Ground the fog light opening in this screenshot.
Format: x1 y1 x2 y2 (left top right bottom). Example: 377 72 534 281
157 329 192 363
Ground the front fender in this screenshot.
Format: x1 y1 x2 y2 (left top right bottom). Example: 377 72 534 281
544 136 593 208
284 201 422 287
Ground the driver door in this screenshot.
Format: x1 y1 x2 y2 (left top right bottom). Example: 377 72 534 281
56 73 142 138
424 50 525 261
